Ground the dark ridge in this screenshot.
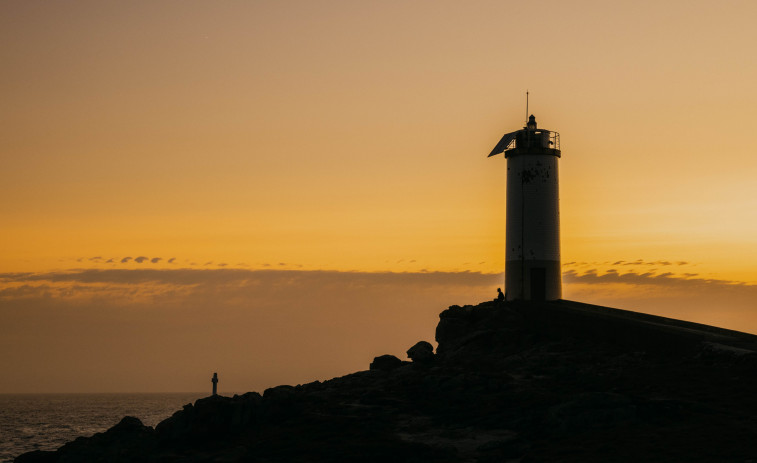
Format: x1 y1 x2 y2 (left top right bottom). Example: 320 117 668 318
15 300 757 462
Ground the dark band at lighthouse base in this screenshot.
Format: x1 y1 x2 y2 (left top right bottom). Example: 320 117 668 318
505 259 562 301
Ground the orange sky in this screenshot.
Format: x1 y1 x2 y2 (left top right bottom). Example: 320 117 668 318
2 0 757 392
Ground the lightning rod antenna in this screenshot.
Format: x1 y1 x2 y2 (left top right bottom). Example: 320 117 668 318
525 90 529 125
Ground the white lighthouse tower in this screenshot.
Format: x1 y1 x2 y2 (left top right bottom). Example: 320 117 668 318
488 114 562 301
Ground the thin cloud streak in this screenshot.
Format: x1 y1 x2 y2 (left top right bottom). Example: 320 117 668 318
563 269 752 289
0 268 502 291
2 268 755 307
566 260 690 268
2 268 753 303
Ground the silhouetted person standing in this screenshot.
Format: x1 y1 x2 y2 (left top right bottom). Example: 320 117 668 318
212 372 218 396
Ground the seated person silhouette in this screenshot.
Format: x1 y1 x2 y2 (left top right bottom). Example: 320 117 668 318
496 288 505 302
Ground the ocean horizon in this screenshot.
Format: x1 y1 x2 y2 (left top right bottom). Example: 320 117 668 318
0 392 227 462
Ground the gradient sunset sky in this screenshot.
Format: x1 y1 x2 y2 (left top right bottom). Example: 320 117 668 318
2 0 757 393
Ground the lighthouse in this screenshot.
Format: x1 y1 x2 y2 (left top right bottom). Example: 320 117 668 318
488 114 561 301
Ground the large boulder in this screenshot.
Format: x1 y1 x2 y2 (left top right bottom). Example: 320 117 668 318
370 354 403 371
45 417 155 463
435 302 526 360
406 341 434 363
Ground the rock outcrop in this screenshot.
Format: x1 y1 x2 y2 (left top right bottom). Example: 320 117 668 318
15 299 757 462
15 416 156 463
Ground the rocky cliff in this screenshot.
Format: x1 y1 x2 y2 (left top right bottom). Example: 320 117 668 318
16 300 757 462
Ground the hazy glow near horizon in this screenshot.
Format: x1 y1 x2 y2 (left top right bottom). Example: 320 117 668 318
2 1 757 392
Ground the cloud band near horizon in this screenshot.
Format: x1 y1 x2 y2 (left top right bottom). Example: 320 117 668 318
1 267 756 394
0 267 754 302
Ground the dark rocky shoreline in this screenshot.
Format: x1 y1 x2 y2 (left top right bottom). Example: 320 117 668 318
16 300 757 462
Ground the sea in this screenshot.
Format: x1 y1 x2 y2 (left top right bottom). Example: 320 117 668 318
0 393 213 462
